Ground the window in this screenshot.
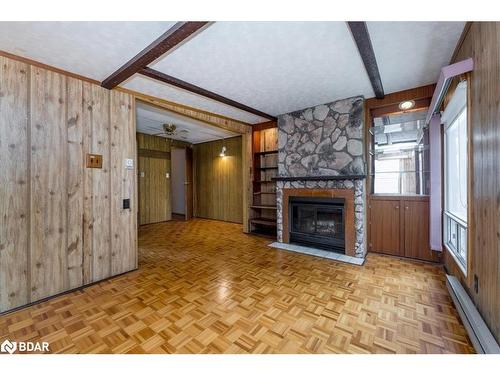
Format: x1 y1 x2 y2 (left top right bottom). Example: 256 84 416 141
371 109 430 195
443 81 468 274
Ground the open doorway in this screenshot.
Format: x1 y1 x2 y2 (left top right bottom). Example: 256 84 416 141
170 146 193 221
135 100 240 227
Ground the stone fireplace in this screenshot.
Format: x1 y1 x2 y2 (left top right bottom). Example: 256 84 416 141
275 96 367 258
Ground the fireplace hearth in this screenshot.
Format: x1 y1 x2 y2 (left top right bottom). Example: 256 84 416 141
289 196 345 253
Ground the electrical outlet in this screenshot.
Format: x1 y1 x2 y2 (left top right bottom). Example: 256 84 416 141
86 154 102 169
474 274 479 293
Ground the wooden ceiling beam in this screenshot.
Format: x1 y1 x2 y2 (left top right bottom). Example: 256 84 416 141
139 67 277 121
347 21 385 99
101 21 210 89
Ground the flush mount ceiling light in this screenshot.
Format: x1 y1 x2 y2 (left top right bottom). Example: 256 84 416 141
219 146 227 157
399 100 416 111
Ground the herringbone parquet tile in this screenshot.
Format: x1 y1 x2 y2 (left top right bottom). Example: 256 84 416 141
0 219 474 353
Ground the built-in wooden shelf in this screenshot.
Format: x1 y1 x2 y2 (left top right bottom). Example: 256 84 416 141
252 180 276 184
254 150 278 156
256 166 278 170
272 175 366 181
253 192 276 195
250 205 277 210
250 218 277 226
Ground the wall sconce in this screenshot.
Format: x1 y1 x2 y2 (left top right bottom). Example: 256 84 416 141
219 146 227 157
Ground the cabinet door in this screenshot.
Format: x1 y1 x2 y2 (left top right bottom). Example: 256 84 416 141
403 200 437 261
370 199 402 256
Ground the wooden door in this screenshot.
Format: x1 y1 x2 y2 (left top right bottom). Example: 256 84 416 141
369 198 402 256
138 156 170 224
403 199 437 261
185 147 194 220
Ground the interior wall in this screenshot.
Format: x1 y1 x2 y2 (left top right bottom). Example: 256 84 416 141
171 147 186 215
194 136 243 223
0 55 137 312
444 22 499 343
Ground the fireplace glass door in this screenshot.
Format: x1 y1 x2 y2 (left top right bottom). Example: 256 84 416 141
289 197 345 253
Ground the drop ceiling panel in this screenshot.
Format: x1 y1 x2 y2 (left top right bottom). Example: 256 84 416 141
124 74 268 124
0 21 175 81
149 21 375 116
367 22 465 94
136 101 238 144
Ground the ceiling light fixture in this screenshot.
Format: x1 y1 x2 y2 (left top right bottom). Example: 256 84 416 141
399 100 416 111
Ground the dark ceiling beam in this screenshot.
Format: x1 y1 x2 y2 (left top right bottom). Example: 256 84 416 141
102 21 210 89
139 67 277 121
347 21 385 99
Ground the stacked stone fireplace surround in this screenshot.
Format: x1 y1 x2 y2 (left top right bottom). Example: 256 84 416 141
276 96 367 258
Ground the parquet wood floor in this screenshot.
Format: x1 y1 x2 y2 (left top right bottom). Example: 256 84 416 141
0 219 474 354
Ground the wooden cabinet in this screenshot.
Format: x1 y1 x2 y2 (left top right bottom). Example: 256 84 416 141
369 196 440 262
370 198 402 256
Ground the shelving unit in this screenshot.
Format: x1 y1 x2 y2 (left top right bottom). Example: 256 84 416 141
249 125 278 237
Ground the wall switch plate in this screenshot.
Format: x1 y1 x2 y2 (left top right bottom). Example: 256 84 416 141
86 154 102 168
125 158 134 170
123 199 130 210
166 172 170 179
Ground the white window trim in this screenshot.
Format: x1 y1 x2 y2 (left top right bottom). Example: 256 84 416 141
443 80 468 276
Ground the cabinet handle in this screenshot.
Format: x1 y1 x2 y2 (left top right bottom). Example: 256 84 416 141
405 206 409 210
395 205 399 209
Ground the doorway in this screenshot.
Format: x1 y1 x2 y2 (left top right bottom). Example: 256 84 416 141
171 146 194 221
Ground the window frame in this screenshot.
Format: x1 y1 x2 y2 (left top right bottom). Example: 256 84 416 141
442 81 469 276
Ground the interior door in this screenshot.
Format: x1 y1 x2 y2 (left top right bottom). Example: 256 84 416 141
369 198 402 256
185 147 193 220
138 156 171 225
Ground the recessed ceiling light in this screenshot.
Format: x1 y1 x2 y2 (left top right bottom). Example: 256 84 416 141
399 100 416 111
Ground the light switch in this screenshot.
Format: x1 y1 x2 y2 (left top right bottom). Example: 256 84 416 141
124 158 134 170
166 172 170 179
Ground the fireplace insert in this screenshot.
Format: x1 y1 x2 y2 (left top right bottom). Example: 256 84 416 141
288 196 345 253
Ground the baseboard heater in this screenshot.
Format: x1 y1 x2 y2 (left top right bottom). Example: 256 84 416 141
446 275 500 354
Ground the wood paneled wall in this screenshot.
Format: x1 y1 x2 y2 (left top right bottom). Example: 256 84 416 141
194 136 243 223
444 22 499 343
0 56 137 312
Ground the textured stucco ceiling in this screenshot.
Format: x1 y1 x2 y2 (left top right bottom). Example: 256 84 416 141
149 21 375 118
136 101 238 144
367 21 465 94
0 21 175 81
0 21 465 124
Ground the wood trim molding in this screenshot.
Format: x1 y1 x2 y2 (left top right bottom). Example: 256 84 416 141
347 22 385 99
139 67 276 121
102 22 211 89
253 120 278 131
281 188 356 258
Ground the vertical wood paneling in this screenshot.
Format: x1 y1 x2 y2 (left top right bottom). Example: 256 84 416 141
445 22 500 342
194 136 243 223
110 91 137 274
84 83 111 282
0 57 29 311
66 77 84 289
0 55 138 313
30 67 68 301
